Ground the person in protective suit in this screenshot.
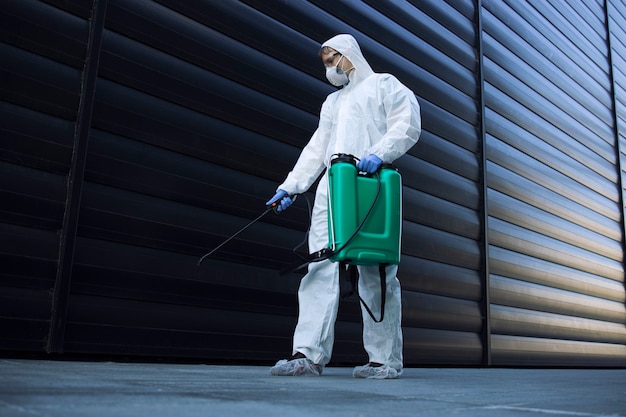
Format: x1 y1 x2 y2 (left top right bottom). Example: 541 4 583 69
266 34 421 379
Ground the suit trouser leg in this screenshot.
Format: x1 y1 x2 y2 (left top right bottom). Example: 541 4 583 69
358 264 403 371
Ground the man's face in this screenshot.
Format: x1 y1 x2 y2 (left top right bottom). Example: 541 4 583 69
321 49 342 68
321 49 354 72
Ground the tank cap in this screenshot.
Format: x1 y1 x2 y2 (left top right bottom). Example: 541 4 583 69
330 153 357 166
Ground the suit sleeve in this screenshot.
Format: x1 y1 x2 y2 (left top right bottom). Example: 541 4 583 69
367 75 421 163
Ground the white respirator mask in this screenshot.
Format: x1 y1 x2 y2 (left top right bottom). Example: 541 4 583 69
325 55 353 87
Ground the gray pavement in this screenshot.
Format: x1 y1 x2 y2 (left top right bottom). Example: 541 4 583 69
1 358 625 416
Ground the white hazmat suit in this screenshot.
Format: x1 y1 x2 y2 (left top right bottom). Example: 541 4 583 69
273 34 421 376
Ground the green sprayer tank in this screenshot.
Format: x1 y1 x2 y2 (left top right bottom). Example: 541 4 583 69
327 154 402 265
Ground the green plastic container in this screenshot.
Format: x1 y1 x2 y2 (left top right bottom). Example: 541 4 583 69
327 155 402 265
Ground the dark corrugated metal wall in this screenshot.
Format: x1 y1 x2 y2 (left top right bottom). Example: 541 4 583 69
1 0 624 366
484 0 626 366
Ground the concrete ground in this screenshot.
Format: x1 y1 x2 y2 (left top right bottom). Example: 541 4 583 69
1 358 625 416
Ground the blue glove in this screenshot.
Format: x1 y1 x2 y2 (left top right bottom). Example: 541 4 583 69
357 154 383 173
266 189 293 212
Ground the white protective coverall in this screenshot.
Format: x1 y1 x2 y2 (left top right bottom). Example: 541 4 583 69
277 34 421 371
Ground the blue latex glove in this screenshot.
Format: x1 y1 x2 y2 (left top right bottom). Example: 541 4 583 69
357 154 383 173
266 189 293 212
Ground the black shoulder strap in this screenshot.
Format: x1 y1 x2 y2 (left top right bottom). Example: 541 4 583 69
339 263 358 299
358 264 386 323
340 263 387 323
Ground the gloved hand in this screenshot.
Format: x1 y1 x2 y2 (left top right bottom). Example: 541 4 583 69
266 189 293 212
357 154 382 173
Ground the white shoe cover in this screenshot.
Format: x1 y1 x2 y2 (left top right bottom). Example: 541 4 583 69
352 363 401 379
270 358 323 376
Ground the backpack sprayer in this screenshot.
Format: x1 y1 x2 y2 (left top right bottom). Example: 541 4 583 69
197 154 402 322
326 153 402 264
322 153 402 322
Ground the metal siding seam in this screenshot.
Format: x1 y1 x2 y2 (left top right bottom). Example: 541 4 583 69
47 0 108 353
605 0 626 347
476 0 492 366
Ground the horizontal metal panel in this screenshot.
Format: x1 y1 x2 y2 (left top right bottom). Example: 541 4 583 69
65 291 298 338
364 0 476 70
484 5 613 119
489 246 625 302
491 304 626 344
402 292 482 333
415 99 479 154
93 73 316 157
88 122 298 191
0 287 52 352
491 334 626 367
610 0 626 238
486 94 616 184
408 0 476 45
485 53 613 148
486 14 612 174
490 275 626 323
483 0 610 94
0 42 81 120
90 80 306 171
488 135 619 218
510 0 608 71
0 223 60 263
0 318 49 352
560 0 606 31
0 0 88 67
488 111 617 200
64 320 299 361
0 102 73 174
490 217 623 281
397 158 480 211
486 63 613 149
0 189 62 232
489 190 622 261
152 0 327 79
85 131 288 209
403 328 483 365
404 188 480 240
42 0 93 19
399 256 482 301
71 270 298 318
0 162 68 229
102 2 326 116
609 0 626 164
615 50 626 86
414 131 479 182
484 63 615 166
0 253 57 292
402 223 481 270
0 225 59 295
0 287 52 321
610 4 626 73
71 236 302 297
488 162 621 239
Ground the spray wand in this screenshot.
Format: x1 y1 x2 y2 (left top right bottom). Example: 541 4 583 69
196 195 295 267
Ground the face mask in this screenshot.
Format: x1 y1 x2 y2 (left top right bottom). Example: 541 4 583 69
326 55 352 87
